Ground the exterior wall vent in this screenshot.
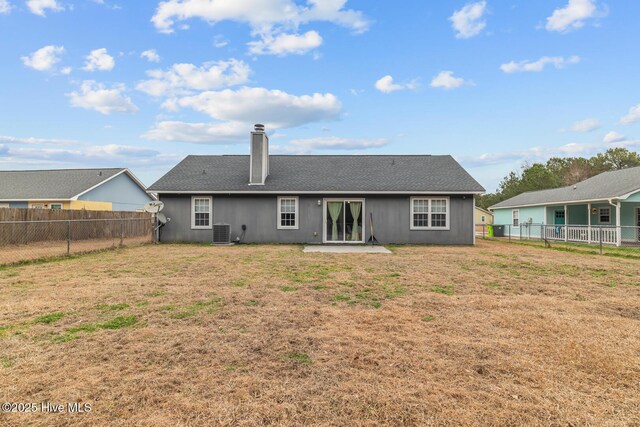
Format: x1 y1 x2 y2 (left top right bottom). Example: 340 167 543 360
212 223 231 244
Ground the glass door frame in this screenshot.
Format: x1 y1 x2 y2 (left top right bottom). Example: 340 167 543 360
322 198 366 244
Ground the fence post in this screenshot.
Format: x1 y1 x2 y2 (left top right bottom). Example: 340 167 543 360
120 220 124 247
508 225 511 242
599 226 603 255
482 224 485 239
541 225 544 243
67 220 71 257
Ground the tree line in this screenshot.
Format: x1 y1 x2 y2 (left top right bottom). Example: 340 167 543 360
477 148 640 209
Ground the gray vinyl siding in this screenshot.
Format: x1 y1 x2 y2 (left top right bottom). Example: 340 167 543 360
158 194 474 245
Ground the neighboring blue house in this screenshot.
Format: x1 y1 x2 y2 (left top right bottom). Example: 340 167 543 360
491 167 640 246
0 168 154 211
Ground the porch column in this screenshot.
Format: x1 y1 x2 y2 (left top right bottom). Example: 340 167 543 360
542 206 547 240
587 203 592 244
616 200 622 247
564 204 568 242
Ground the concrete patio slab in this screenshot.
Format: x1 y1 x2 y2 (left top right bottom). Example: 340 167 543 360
303 245 392 254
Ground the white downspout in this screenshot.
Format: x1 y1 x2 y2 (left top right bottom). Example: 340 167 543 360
608 198 622 247
587 202 592 244
616 200 622 247
564 204 568 242
472 196 476 246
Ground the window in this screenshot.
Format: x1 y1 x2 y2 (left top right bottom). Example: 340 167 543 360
30 203 44 209
410 197 449 230
599 207 611 224
191 197 212 229
50 203 63 210
277 196 298 229
481 215 486 223
512 209 519 227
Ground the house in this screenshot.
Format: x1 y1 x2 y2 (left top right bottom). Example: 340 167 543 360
148 125 485 245
475 206 494 224
0 168 154 211
490 166 640 246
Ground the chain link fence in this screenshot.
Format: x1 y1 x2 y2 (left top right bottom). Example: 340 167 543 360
476 223 640 253
0 217 153 266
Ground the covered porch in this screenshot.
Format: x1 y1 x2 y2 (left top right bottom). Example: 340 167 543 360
542 200 640 246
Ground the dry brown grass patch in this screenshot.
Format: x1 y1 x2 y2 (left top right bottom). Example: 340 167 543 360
0 240 639 426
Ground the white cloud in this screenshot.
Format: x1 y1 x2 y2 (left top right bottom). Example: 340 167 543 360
90 0 121 10
21 45 65 72
545 0 604 33
500 55 580 73
3 145 165 164
61 66 72 75
561 118 600 133
0 0 12 14
620 104 640 125
0 135 80 145
83 48 115 72
141 49 161 63
603 131 626 144
67 80 138 115
0 134 182 171
374 75 419 94
151 0 370 35
288 136 388 150
430 71 467 90
26 0 63 16
248 30 322 56
136 59 251 97
213 34 228 48
173 87 341 128
461 139 640 167
449 1 487 39
141 121 247 144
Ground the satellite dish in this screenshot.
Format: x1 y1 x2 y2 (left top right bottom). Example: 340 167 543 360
144 201 164 213
157 213 168 225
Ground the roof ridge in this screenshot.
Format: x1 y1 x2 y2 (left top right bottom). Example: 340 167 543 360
189 154 446 157
0 168 125 172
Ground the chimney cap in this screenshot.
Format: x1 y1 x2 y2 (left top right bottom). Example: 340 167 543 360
254 123 265 133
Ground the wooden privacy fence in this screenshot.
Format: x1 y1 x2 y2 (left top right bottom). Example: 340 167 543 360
0 208 153 246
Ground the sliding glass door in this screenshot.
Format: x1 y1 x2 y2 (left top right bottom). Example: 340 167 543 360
324 199 364 243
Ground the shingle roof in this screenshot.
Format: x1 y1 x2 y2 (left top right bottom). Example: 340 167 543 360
148 155 485 193
0 168 125 199
491 166 640 209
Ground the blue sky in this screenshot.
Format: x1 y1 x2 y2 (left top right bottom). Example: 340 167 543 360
1 0 639 190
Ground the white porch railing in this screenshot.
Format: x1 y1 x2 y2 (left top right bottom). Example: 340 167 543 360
543 225 619 245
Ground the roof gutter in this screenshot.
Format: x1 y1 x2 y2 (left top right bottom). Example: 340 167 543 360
490 196 627 210
147 190 485 195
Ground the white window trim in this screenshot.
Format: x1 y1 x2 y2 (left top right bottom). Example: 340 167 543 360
191 196 213 230
50 203 63 210
481 215 486 223
410 196 450 230
277 196 299 230
599 207 611 224
512 209 520 227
